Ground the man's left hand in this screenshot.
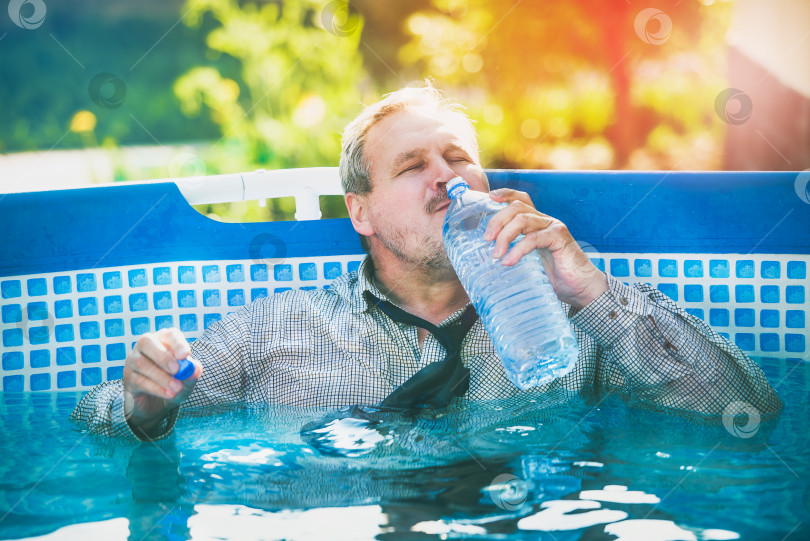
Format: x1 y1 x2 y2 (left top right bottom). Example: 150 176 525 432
484 188 609 310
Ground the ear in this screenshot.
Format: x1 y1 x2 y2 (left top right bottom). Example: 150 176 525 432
345 192 374 238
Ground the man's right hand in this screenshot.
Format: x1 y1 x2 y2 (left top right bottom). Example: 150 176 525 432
122 327 202 433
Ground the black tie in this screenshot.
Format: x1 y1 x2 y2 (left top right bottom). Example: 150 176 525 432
363 291 479 409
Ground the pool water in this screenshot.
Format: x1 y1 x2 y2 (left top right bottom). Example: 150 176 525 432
0 357 808 540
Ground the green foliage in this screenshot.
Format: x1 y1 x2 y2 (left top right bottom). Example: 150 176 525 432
174 0 367 221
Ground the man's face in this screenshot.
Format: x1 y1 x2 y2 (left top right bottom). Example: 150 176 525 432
361 108 488 270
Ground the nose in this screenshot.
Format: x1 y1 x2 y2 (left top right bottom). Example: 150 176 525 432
430 159 458 194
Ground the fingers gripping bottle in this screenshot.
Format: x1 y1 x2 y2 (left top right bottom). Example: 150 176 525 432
442 177 579 389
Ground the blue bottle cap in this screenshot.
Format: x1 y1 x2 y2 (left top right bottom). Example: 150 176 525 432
446 176 469 199
174 358 195 380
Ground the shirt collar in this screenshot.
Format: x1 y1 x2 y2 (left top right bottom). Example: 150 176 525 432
331 255 474 325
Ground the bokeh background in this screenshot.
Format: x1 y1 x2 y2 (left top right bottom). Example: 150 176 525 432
1 0 808 221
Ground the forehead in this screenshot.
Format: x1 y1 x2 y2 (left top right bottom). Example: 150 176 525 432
364 108 477 174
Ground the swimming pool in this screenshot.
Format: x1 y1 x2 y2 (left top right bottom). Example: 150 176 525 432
1 169 808 539
0 355 807 540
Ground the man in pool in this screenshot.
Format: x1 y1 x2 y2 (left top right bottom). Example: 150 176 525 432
71 83 783 441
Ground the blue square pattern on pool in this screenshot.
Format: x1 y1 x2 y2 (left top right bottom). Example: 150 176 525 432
2 304 22 323
103 271 122 289
129 293 148 311
179 266 196 284
735 309 755 327
227 289 246 306
27 278 47 296
131 317 150 335
203 290 221 307
80 321 100 340
57 371 76 389
760 333 780 352
324 262 343 280
105 319 124 337
275 287 292 293
274 264 293 281
27 302 49 320
786 334 805 353
5 328 22 347
104 296 123 314
736 260 755 278
251 288 268 301
82 368 101 387
786 310 805 329
760 285 779 303
53 324 73 343
81 345 101 363
128 269 147 287
30 350 50 368
251 264 268 281
684 285 703 302
153 291 172 310
78 297 98 316
202 265 220 283
204 313 221 329
632 259 651 277
786 286 805 304
735 285 755 303
106 343 126 361
107 366 124 380
590 258 605 272
54 300 72 318
658 260 678 278
57 347 75 366
657 283 678 302
53 276 72 294
710 285 729 303
76 273 96 292
2 352 23 371
684 260 703 278
153 267 172 285
29 326 50 345
155 315 174 331
787 261 806 279
761 261 780 279
685 308 704 320
709 309 729 327
609 259 629 277
179 314 198 333
760 310 780 328
735 333 755 351
226 264 245 282
709 260 730 278
178 290 197 308
299 262 318 281
30 373 50 391
347 261 362 274
1 280 22 298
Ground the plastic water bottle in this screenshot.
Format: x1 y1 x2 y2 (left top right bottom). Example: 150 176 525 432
442 176 579 389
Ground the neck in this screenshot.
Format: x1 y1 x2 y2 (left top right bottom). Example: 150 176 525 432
367 256 470 326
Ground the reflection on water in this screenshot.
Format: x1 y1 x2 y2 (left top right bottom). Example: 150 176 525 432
0 357 809 540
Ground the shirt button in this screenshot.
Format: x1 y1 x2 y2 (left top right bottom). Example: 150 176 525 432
608 311 618 319
620 297 629 306
663 342 672 349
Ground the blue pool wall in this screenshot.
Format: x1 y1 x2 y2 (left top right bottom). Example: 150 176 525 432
1 170 808 392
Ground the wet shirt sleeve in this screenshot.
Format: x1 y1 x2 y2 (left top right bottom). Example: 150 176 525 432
70 304 255 442
569 274 784 418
